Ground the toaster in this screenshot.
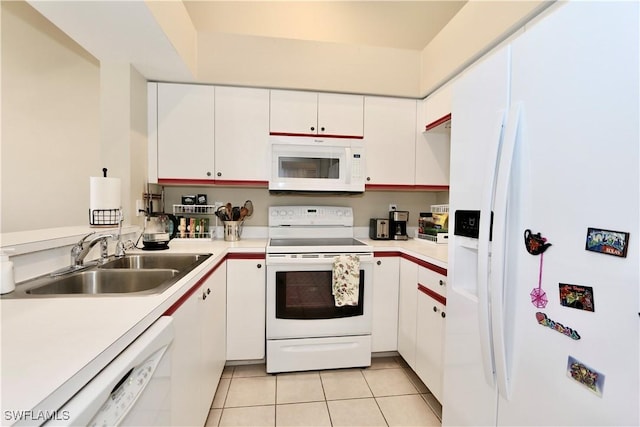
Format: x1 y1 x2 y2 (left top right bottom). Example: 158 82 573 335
369 218 390 240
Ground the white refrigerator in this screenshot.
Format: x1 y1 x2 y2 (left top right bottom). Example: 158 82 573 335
442 1 639 426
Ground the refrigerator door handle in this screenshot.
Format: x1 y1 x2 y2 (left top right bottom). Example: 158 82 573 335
477 109 507 388
490 102 523 401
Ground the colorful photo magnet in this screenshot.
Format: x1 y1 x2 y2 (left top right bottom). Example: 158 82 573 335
567 356 605 397
585 227 630 258
559 284 594 312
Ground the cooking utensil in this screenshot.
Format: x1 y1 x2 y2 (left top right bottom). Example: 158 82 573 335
232 206 241 221
239 207 249 221
243 200 254 217
216 205 228 221
226 203 233 222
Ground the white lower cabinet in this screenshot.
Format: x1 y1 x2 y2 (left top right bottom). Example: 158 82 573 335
398 258 447 402
371 256 399 352
226 256 266 360
170 261 226 427
415 286 446 402
398 258 418 368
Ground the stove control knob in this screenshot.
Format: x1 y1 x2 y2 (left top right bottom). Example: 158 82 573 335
279 210 287 216
288 210 294 216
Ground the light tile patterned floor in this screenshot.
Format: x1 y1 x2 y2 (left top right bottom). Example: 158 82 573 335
205 356 442 427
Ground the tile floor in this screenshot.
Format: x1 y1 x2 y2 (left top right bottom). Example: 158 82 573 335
205 356 442 427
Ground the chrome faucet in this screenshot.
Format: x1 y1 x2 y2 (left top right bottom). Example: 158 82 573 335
71 233 115 266
71 213 126 267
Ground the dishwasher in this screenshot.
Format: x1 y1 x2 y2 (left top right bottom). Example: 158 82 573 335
45 316 174 426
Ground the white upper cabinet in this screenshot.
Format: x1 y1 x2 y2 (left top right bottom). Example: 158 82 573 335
270 89 364 137
214 86 270 182
156 83 215 181
424 83 452 130
363 96 417 186
415 97 451 187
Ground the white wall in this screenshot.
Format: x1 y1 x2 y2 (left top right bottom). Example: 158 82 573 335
1 0 100 233
197 32 421 98
163 187 448 229
420 0 550 96
1 1 148 234
100 63 148 228
193 2 551 98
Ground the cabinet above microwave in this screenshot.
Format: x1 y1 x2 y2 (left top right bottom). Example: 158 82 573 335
269 90 364 138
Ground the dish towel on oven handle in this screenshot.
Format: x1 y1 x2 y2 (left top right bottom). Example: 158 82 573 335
332 254 360 307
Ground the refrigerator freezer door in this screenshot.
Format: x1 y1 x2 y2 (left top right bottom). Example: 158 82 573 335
442 45 510 426
495 2 639 426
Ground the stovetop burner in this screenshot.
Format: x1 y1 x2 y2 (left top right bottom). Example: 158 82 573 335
267 206 371 254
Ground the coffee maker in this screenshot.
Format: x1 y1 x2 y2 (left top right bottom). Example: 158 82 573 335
389 210 409 240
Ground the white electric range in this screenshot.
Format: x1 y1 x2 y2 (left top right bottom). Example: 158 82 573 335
265 206 374 373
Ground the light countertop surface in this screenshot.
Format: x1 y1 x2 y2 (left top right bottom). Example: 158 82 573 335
0 237 446 421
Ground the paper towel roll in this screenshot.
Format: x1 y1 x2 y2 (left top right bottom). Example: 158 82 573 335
90 177 121 210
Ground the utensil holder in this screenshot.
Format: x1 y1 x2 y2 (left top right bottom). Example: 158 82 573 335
223 221 243 241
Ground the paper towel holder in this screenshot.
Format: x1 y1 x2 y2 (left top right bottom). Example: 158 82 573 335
89 168 121 227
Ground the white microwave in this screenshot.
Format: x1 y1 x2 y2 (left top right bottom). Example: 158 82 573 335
268 136 366 193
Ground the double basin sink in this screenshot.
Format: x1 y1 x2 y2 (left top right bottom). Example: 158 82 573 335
7 253 211 298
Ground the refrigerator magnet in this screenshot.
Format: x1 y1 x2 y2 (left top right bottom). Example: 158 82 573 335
559 284 594 312
567 356 605 397
585 227 629 258
535 312 581 340
524 229 552 308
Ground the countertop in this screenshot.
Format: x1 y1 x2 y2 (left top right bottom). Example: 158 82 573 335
0 237 446 423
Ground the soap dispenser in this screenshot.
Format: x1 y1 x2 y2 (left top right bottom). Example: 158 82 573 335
1 249 15 294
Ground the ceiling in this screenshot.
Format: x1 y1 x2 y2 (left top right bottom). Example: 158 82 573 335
183 1 467 51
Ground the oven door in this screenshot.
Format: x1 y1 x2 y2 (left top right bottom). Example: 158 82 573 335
266 254 373 339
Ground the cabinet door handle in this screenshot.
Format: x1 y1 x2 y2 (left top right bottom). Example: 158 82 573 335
366 177 371 181
376 260 381 266
441 311 446 319
202 291 207 300
433 306 438 313
257 263 262 269
206 171 212 177
320 126 325 132
207 288 211 295
310 126 315 131
439 280 445 286
217 172 222 177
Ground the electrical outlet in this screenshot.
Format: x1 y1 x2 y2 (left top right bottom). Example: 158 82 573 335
389 204 397 211
214 201 223 209
136 200 144 216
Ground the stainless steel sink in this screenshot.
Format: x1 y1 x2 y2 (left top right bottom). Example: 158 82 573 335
26 269 179 295
4 253 212 298
98 254 209 271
